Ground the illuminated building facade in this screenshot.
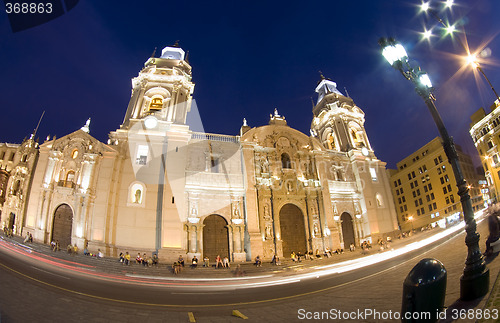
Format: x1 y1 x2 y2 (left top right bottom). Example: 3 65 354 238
469 99 500 204
0 137 39 235
1 45 399 261
389 137 484 232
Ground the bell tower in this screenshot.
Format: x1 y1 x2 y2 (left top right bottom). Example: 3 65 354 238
120 44 195 129
310 76 373 156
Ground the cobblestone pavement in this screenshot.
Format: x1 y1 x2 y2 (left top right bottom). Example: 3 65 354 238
0 217 498 323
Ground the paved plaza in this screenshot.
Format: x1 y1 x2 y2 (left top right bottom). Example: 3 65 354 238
0 218 498 322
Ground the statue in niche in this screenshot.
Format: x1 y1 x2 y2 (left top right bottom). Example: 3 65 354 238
333 203 338 216
233 201 241 219
287 181 293 192
265 223 273 239
313 222 320 237
261 157 269 173
310 204 317 216
355 202 361 214
191 205 197 216
263 204 271 220
134 189 142 204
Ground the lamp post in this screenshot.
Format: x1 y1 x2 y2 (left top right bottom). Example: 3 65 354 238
379 37 489 300
466 54 500 101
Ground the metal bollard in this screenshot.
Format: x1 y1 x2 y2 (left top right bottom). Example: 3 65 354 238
401 258 447 322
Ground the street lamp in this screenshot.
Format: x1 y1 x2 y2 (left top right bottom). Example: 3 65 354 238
408 215 414 232
466 54 500 101
379 37 489 301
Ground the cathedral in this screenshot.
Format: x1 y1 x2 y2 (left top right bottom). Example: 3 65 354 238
0 45 399 261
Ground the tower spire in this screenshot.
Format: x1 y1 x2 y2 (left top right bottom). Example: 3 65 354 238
31 110 45 140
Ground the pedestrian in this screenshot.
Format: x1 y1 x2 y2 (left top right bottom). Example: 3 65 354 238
485 210 500 256
124 252 131 265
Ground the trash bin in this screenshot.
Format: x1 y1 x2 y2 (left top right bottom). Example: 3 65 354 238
401 258 447 323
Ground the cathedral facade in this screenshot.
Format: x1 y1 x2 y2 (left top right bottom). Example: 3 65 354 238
0 45 398 261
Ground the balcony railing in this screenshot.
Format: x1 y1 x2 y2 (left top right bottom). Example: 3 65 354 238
191 132 240 143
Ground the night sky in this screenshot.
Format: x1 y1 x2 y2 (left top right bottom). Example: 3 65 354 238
1 0 499 169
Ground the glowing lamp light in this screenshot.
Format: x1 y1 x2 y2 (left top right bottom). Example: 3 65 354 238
422 29 432 40
466 54 479 68
419 73 433 88
324 227 331 236
381 42 408 66
356 214 362 219
333 215 340 221
444 0 454 8
188 217 200 224
232 219 243 224
445 24 456 34
420 1 430 12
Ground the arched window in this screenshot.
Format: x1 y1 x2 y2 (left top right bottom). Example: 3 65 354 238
149 96 164 111
350 128 365 148
327 133 339 150
12 180 21 196
281 153 291 169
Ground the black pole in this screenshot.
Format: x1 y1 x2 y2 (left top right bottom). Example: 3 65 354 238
419 95 489 300
379 36 489 301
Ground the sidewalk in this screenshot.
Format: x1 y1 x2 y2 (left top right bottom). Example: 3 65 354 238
1 220 499 323
0 225 447 280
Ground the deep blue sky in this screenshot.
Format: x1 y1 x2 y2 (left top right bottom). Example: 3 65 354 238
1 0 499 169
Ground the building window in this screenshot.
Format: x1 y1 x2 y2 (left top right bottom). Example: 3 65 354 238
64 170 75 188
0 151 4 160
281 153 291 169
488 141 494 149
9 153 15 162
211 156 220 173
370 168 377 181
12 180 21 196
136 145 148 165
21 154 27 163
71 149 78 159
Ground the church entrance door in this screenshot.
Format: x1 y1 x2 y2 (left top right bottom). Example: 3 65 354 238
203 214 229 262
341 212 355 248
52 204 73 248
279 204 307 257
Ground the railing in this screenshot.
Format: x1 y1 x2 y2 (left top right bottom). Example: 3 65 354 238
191 132 240 143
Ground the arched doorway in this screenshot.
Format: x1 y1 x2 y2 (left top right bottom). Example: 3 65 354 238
52 204 73 248
341 212 355 248
203 215 229 262
279 204 307 257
